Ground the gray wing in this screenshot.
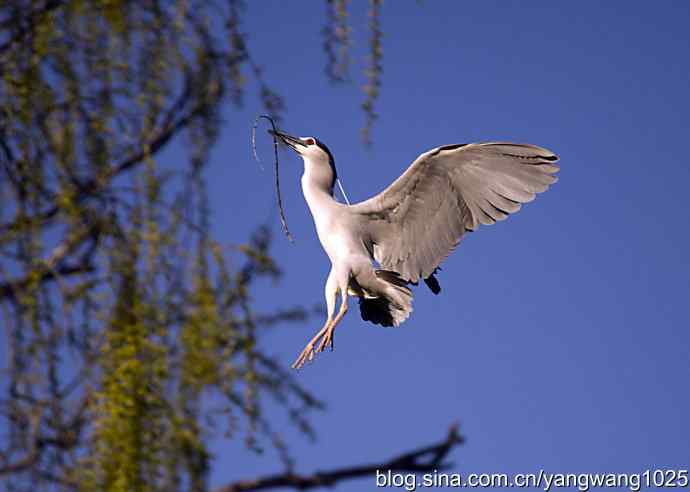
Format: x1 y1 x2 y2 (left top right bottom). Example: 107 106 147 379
350 142 559 284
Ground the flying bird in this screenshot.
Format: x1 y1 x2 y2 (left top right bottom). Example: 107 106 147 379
271 130 559 369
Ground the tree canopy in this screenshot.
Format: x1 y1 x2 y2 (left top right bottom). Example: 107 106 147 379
0 2 459 492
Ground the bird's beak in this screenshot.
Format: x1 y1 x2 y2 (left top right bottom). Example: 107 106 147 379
269 130 307 153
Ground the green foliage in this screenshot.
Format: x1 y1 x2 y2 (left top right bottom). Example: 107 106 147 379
89 274 167 492
0 2 323 491
181 271 224 391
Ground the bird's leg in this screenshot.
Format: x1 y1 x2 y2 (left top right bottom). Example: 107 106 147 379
317 287 349 353
291 269 337 369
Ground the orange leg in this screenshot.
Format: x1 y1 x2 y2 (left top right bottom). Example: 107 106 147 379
316 291 348 353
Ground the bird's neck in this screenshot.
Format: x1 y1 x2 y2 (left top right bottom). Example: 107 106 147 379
300 160 337 217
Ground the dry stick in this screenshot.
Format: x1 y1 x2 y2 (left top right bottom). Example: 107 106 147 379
252 115 294 242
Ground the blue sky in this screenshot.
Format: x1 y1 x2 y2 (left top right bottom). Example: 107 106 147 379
201 1 690 490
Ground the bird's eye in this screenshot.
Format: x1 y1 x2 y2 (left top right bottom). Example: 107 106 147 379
305 138 315 145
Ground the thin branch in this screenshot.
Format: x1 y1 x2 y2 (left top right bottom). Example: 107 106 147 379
0 403 44 475
0 393 89 476
0 263 95 300
0 74 210 237
214 423 463 492
0 0 66 57
0 221 99 300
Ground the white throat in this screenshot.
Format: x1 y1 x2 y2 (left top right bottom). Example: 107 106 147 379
300 154 338 218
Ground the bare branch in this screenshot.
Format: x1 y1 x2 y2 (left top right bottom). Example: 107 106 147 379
0 394 89 476
0 403 44 475
214 424 463 492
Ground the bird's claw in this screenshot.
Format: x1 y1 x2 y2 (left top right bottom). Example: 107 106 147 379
315 328 335 354
292 328 335 369
291 344 315 369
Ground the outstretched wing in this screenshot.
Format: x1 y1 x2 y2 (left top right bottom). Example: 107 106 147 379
350 142 559 284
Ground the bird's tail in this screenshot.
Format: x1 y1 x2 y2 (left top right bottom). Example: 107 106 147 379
358 270 413 327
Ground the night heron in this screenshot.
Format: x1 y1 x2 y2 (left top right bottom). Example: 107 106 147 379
271 130 559 369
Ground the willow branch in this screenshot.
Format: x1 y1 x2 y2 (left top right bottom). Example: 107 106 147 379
361 0 383 146
0 75 211 236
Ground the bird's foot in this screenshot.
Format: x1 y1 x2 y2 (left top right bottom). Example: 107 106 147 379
291 318 338 369
291 342 317 369
292 326 335 369
315 326 335 353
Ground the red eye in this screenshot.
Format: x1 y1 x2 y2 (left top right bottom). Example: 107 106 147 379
306 138 315 145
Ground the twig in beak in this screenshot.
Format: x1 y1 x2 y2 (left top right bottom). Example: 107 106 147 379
251 114 294 243
251 116 265 170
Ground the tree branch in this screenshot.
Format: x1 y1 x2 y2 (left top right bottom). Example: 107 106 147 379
0 73 210 237
214 423 463 492
0 263 95 300
0 0 66 57
0 393 89 476
0 221 99 300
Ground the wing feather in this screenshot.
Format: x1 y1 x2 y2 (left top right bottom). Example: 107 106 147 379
351 142 559 283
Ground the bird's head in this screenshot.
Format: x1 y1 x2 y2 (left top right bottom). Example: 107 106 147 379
271 130 338 191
